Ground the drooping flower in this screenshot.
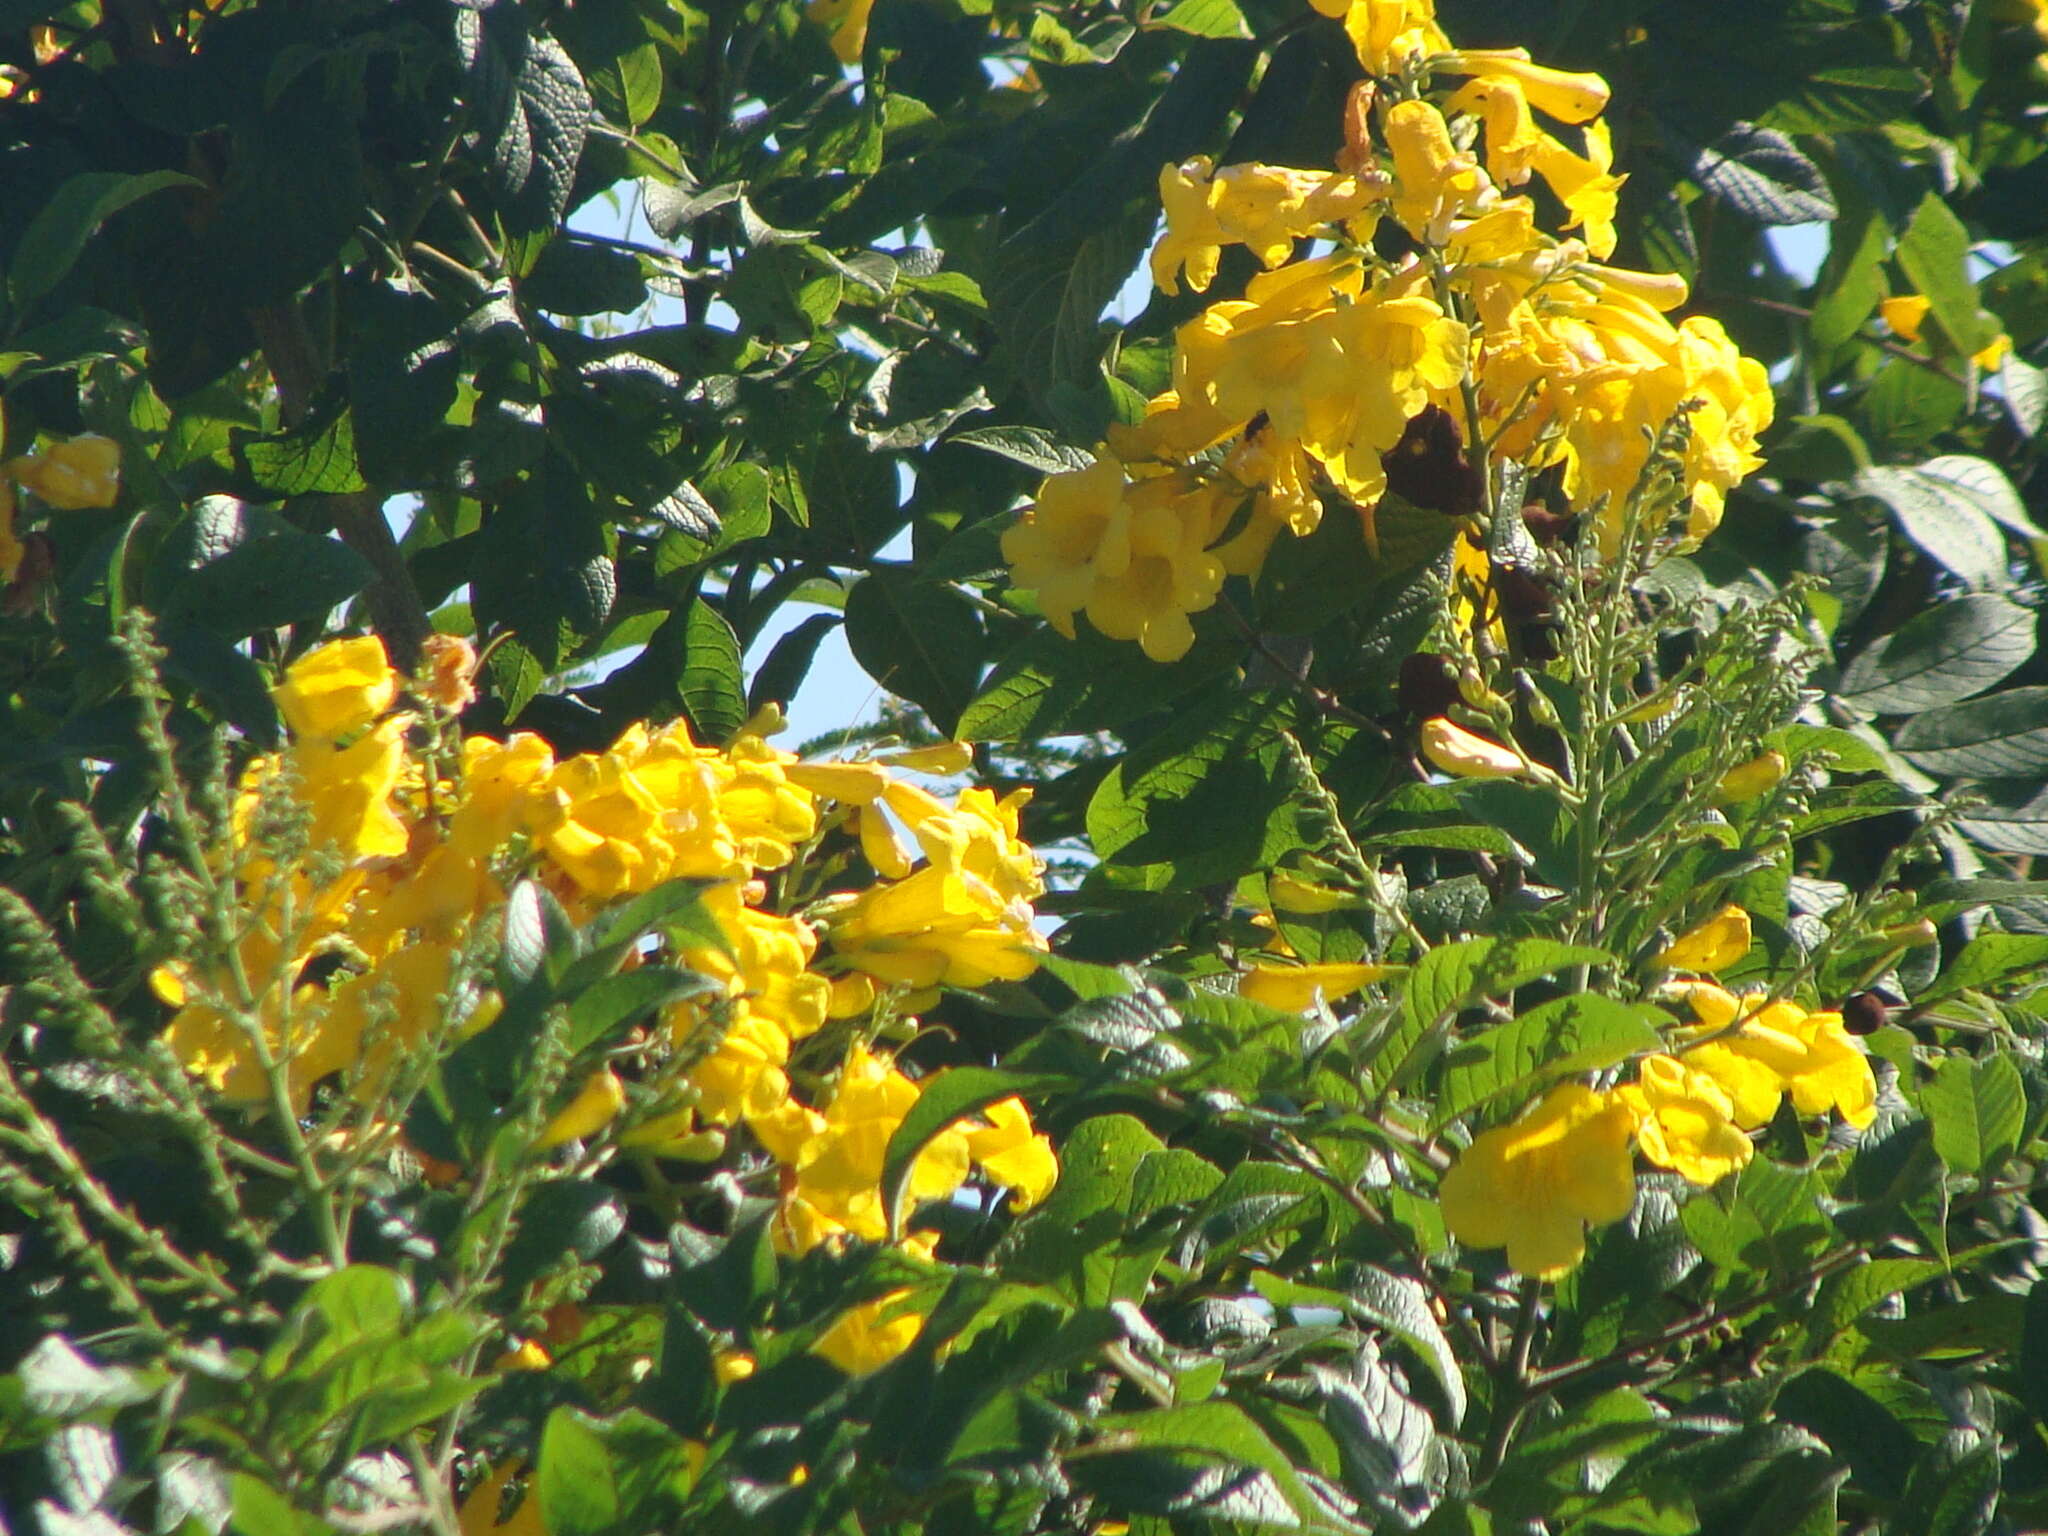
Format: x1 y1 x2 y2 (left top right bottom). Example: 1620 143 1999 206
963 1097 1060 1211
1658 905 1751 974
1240 960 1392 1011
272 636 398 742
1615 1053 1754 1185
1879 294 1931 342
1420 716 1528 779
805 0 874 64
1440 1083 1639 1277
5 433 120 509
1675 984 1878 1130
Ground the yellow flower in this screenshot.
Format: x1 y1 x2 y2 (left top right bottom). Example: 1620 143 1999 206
879 741 975 774
1240 960 1391 1011
779 1048 973 1251
962 1096 1059 1211
1531 120 1623 258
1339 0 1449 74
805 0 874 64
812 1288 926 1376
1436 50 1611 123
457 1463 544 1536
1676 984 1878 1130
1973 332 2014 371
1385 99 1487 240
1614 1054 1753 1185
825 865 1047 991
1712 749 1785 805
1879 294 1931 342
272 636 398 742
538 1069 626 1148
1441 1083 1638 1277
1657 905 1751 974
1267 871 1354 913
714 1350 756 1385
1001 454 1132 640
1419 716 1528 779
4 433 120 509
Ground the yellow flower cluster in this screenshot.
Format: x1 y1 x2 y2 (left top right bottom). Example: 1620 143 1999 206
0 432 121 587
1001 0 1774 660
156 636 1059 1283
1441 968 1877 1278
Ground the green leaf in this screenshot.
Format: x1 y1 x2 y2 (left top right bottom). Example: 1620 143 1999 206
678 599 746 744
2020 1276 2048 1426
1928 932 2048 1000
1855 463 2010 591
1897 193 1998 355
16 1337 153 1419
844 567 985 732
1085 690 1305 888
10 169 200 308
1808 207 1889 352
1153 0 1250 38
235 404 368 497
1401 938 1613 1032
1774 1369 1917 1503
960 619 1237 741
1922 1052 2025 1174
881 1068 1072 1238
1956 780 2048 855
537 1409 620 1536
1689 123 1836 225
1802 1258 1943 1355
164 533 374 641
457 13 593 236
1436 996 1667 1130
748 613 840 715
565 968 718 1055
1835 592 2036 714
1084 1400 1333 1526
1896 685 2048 777
951 426 1094 476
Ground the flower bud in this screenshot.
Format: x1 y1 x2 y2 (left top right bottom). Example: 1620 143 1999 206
1420 716 1529 779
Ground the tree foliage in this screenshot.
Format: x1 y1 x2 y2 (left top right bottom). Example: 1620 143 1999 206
8 0 2048 1533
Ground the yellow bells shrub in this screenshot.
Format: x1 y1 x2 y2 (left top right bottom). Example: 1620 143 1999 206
1658 905 1752 974
1306 281 1469 511
709 732 818 870
780 1048 973 1252
1973 332 2014 371
824 864 1049 991
1420 716 1529 779
447 733 555 860
680 903 832 1044
963 1097 1059 1211
682 1010 794 1128
5 432 120 508
810 1232 942 1377
1712 749 1786 806
157 965 348 1110
538 1069 626 1149
1000 453 1132 641
534 724 741 899
1615 1054 1754 1186
1441 1083 1639 1277
878 741 974 774
320 940 469 1098
1149 156 1385 295
1079 482 1227 662
272 636 398 742
1530 120 1623 258
1880 293 1932 341
1436 50 1611 123
1443 75 1546 188
1676 984 1879 1130
804 0 873 64
882 781 1044 906
1384 99 1488 241
1339 0 1449 73
239 714 416 868
1240 960 1392 1012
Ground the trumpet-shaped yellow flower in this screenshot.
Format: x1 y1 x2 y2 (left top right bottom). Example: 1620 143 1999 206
805 0 873 64
538 1069 626 1148
1712 749 1786 805
1440 1083 1638 1277
1420 717 1528 779
1880 294 1931 342
1240 960 1391 1011
1676 984 1878 1130
1658 905 1751 974
963 1096 1060 1211
1437 50 1611 123
272 636 398 742
5 433 120 509
1338 0 1449 73
1615 1054 1754 1185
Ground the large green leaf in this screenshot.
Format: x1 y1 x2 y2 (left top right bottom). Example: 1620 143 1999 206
9 169 200 308
1835 593 2035 714
1895 685 2048 777
1922 1053 2025 1175
844 566 985 732
1435 996 1667 1130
